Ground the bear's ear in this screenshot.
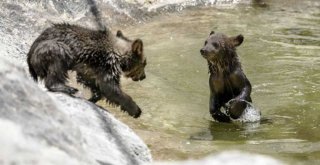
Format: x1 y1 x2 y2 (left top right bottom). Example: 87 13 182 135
132 39 144 58
230 34 244 47
116 30 124 38
210 31 215 35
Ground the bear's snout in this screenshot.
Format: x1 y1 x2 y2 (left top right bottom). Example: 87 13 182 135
132 72 146 81
200 48 207 56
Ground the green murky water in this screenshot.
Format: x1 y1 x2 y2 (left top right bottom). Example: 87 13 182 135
103 0 320 164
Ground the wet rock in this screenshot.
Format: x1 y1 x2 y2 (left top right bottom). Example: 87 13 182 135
0 56 152 165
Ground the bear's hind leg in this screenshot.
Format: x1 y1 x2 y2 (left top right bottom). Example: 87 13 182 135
44 62 78 95
45 82 78 95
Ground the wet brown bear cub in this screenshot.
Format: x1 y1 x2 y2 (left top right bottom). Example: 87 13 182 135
27 24 146 118
200 31 252 122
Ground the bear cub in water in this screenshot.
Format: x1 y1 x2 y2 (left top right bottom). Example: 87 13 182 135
200 31 252 122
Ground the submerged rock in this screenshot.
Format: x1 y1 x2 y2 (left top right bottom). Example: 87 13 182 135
0 56 152 165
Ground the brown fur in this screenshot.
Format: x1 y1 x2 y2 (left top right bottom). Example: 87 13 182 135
27 24 146 118
200 31 252 122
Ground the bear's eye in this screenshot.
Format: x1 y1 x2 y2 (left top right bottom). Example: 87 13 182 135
204 41 208 45
212 42 219 48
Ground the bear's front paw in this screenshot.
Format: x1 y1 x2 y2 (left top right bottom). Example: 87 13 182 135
133 106 142 118
212 111 230 123
121 105 142 118
227 99 247 119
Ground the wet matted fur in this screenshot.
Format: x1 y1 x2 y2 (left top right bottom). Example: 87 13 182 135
200 31 252 122
27 24 146 118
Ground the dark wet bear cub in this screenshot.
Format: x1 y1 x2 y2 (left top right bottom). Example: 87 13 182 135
27 24 146 118
200 31 252 122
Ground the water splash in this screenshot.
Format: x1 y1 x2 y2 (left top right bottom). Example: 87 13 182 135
236 103 261 123
223 99 261 123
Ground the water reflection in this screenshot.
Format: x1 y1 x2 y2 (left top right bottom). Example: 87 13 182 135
190 118 273 141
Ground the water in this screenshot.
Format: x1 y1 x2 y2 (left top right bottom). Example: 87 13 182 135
97 0 320 163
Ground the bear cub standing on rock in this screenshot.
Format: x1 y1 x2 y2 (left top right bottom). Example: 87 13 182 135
200 31 252 122
27 24 146 118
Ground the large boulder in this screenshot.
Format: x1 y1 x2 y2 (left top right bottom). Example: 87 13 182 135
0 56 152 165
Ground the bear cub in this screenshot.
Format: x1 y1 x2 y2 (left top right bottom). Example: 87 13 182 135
200 31 252 122
27 24 146 118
